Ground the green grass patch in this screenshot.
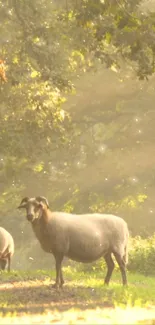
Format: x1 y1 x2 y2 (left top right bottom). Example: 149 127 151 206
0 269 155 323
0 269 155 310
64 266 155 307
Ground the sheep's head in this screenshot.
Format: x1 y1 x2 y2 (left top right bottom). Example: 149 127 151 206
18 196 49 222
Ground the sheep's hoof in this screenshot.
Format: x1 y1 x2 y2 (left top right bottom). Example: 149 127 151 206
51 283 59 289
60 280 64 288
51 283 63 290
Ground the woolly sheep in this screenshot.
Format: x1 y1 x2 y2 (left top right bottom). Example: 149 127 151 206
0 227 14 272
18 196 129 289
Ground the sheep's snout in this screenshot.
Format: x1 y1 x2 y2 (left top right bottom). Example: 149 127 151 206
27 213 34 222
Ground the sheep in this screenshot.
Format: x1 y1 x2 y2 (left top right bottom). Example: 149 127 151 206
0 227 14 272
18 196 129 289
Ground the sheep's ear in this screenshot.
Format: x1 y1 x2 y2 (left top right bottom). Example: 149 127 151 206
35 196 49 208
18 197 29 209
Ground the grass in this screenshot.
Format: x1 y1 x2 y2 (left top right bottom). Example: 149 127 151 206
0 268 155 324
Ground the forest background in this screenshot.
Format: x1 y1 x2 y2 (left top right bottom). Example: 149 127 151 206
1 0 155 270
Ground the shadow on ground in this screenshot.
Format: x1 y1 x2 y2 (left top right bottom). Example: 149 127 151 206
0 279 113 315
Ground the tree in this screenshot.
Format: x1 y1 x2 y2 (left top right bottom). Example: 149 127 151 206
0 1 155 267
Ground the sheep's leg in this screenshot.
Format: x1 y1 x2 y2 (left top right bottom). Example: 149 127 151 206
52 255 63 289
7 255 11 272
60 269 64 287
104 253 115 285
0 258 7 271
113 252 127 286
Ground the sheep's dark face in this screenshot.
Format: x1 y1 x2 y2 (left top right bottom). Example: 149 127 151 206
18 196 49 222
18 198 43 222
26 200 42 222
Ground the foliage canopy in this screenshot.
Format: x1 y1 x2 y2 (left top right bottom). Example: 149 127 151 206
0 0 155 254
